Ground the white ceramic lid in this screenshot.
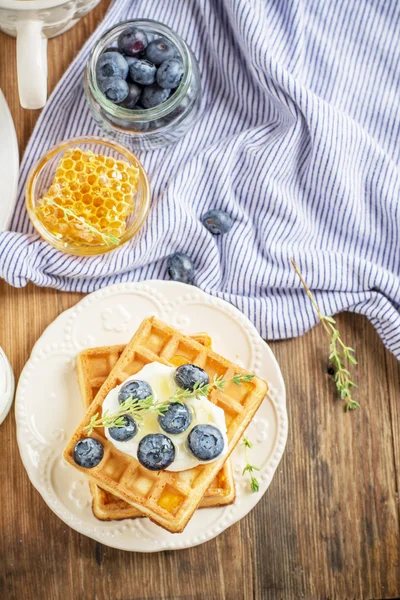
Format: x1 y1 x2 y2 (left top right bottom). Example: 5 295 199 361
0 347 15 424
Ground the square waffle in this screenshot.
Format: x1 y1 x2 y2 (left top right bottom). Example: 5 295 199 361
77 336 236 521
64 317 268 533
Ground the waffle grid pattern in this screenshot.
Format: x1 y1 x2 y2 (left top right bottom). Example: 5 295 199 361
64 317 267 532
77 338 235 521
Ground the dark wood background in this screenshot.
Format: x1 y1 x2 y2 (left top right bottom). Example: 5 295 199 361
1 2 399 599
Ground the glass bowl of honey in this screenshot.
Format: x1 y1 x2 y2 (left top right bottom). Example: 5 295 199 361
26 136 151 255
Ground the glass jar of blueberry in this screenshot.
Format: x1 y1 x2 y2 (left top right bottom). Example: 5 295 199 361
84 19 201 151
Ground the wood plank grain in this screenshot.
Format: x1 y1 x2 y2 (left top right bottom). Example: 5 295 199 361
1 2 400 599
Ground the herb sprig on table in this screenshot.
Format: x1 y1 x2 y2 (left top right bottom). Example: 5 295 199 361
291 259 359 411
242 436 260 492
85 373 255 434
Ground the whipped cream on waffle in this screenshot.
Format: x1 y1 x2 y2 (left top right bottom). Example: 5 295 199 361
102 362 228 472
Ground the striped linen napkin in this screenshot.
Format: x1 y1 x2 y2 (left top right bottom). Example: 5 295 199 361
1 0 399 357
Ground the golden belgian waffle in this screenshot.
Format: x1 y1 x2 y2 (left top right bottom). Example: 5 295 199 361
64 317 268 533
77 335 236 521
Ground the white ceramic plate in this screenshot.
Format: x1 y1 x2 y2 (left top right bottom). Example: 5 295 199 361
15 281 287 552
0 89 18 231
0 347 15 425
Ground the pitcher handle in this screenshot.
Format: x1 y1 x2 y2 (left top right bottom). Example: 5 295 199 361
16 20 47 109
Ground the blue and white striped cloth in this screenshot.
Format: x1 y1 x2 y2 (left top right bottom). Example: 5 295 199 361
1 0 400 357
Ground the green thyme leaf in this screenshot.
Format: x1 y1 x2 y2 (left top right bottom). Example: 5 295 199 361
241 435 260 492
84 372 255 433
291 259 359 412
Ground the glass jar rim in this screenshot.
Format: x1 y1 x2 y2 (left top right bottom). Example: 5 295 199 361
87 19 192 122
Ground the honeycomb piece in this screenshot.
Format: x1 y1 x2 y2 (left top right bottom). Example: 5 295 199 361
35 148 140 246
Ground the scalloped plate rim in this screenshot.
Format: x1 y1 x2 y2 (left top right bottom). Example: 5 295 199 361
15 280 287 552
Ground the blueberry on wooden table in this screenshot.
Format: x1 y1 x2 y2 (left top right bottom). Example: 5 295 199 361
188 424 224 460
109 415 137 442
96 52 129 82
118 380 153 405
73 438 104 468
137 434 175 470
174 364 209 391
158 403 192 434
201 209 234 235
118 27 148 56
167 252 195 283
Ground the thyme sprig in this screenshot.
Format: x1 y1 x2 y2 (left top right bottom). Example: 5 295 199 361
46 199 119 247
85 372 255 434
291 259 359 411
85 395 162 435
241 436 260 492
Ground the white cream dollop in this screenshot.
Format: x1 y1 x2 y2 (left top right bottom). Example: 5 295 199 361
102 362 228 472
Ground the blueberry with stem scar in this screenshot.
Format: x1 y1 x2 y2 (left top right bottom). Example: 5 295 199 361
201 209 234 235
146 38 177 65
96 52 129 82
158 403 192 434
73 437 104 468
98 77 129 103
167 252 195 283
118 380 153 405
157 59 184 89
109 415 137 442
129 58 157 85
118 27 148 56
137 433 175 470
188 424 224 460
174 364 209 391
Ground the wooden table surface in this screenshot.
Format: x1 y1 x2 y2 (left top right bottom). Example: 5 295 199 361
1 4 400 600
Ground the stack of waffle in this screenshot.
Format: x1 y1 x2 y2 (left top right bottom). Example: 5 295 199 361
64 317 267 533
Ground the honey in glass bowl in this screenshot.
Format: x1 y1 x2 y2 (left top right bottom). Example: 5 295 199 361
26 137 151 256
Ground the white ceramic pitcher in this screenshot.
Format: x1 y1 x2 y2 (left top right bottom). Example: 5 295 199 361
0 0 101 109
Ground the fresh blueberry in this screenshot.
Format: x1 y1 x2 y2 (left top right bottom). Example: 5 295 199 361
146 38 177 65
73 437 104 468
201 209 234 235
167 252 195 283
174 364 209 391
109 415 137 442
137 433 175 470
158 403 192 434
118 380 153 405
118 27 148 56
129 58 157 85
118 82 142 109
98 76 129 103
141 83 171 109
96 52 129 82
187 425 224 461
157 59 184 89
